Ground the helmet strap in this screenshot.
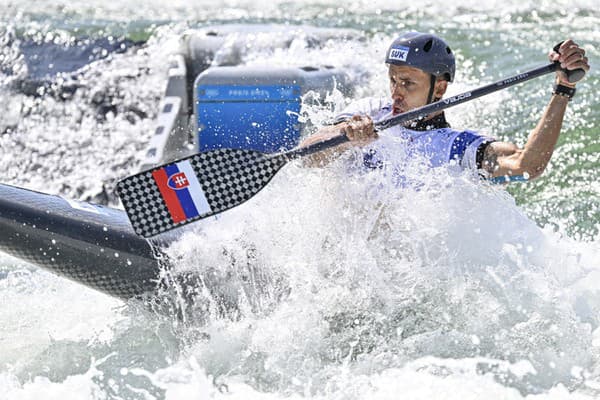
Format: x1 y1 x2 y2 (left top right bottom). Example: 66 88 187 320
426 74 437 104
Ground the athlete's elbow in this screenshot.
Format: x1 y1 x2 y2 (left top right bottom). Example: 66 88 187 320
525 168 545 181
485 143 547 181
517 160 548 181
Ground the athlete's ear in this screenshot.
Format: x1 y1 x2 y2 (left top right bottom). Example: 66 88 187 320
434 79 448 98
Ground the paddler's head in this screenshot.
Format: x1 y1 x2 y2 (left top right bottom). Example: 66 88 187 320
385 32 455 115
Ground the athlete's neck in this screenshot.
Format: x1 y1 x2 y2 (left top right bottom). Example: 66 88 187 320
406 112 450 131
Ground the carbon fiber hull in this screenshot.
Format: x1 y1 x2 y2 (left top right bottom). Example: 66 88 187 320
0 183 175 300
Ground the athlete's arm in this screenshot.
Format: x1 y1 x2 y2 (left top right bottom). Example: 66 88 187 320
300 115 377 167
481 39 589 180
481 94 570 180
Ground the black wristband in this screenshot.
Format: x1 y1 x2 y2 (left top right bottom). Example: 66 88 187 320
553 83 576 100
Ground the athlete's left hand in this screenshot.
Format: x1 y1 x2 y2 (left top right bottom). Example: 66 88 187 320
549 39 590 87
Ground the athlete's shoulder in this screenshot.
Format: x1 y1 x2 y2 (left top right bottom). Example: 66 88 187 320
448 129 496 170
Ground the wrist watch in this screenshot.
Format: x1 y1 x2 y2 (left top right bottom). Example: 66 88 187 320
553 83 576 100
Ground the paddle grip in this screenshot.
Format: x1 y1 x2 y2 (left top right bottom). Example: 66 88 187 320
553 42 586 83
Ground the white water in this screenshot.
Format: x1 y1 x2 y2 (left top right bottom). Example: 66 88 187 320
1 1 600 399
4 156 599 399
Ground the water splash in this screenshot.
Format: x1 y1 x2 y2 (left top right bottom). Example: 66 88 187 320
157 148 600 396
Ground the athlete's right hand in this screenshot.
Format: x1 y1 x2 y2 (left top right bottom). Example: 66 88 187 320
342 114 378 145
549 39 589 86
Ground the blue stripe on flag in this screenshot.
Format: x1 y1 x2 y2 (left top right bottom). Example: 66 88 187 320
176 160 212 215
164 164 199 219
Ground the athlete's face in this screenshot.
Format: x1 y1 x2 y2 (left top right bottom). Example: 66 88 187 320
388 65 448 115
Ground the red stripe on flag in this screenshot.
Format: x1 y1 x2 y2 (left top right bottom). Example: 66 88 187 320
152 168 187 223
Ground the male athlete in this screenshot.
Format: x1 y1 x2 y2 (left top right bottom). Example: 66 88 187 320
301 32 590 181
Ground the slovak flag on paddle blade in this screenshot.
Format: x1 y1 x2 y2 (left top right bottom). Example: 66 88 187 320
151 160 212 223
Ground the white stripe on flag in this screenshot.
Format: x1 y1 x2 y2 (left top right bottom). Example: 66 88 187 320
177 160 212 215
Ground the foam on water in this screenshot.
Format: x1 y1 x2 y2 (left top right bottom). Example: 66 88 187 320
150 146 599 397
7 157 596 399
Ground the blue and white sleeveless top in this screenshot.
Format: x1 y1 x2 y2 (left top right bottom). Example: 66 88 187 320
334 97 495 172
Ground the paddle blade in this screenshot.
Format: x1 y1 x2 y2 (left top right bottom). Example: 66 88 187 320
116 148 288 238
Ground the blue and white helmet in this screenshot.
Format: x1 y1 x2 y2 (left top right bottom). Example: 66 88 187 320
385 32 455 82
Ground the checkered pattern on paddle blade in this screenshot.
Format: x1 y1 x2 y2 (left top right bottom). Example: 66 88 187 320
117 148 288 238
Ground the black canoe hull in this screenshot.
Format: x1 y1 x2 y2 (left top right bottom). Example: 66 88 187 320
0 183 174 300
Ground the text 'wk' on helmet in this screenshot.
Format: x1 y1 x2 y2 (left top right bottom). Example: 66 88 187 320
385 32 455 82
